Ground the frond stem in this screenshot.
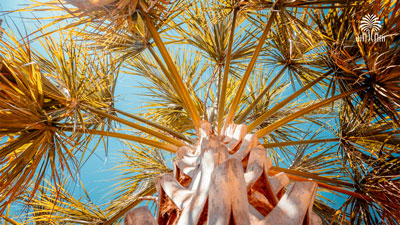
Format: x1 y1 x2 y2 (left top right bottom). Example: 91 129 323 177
224 10 277 128
248 70 331 132
263 138 340 148
256 86 367 137
141 6 201 131
218 8 238 134
270 166 352 187
236 65 287 123
65 128 178 153
148 46 180 93
86 107 185 147
268 168 371 201
113 107 193 144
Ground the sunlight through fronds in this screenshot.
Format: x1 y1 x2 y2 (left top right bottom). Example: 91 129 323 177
2 0 400 224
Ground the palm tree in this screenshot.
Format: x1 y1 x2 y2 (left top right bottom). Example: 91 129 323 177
1 0 399 224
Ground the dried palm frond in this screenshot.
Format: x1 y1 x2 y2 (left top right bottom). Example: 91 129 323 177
337 104 400 224
125 50 207 133
0 28 117 210
3 0 400 224
73 21 151 61
339 106 400 157
318 1 400 125
339 155 400 225
240 0 363 11
105 143 171 222
23 0 183 34
213 0 363 16
22 180 108 225
172 3 260 66
17 0 187 64
263 7 329 89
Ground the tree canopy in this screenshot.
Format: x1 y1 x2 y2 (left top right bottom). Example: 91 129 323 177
0 0 399 224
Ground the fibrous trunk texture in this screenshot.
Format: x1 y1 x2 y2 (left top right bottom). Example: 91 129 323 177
125 121 322 225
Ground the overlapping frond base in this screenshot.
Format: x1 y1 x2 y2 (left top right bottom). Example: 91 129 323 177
125 121 322 225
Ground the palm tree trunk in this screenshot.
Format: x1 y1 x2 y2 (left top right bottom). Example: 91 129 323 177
125 121 321 225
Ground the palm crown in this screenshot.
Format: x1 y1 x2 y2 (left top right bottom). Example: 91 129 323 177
0 0 399 224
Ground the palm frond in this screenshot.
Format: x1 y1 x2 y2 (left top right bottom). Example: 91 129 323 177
22 180 108 225
105 143 171 224
125 50 206 133
0 28 117 210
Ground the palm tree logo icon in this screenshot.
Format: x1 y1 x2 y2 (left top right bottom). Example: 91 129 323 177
360 14 381 34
